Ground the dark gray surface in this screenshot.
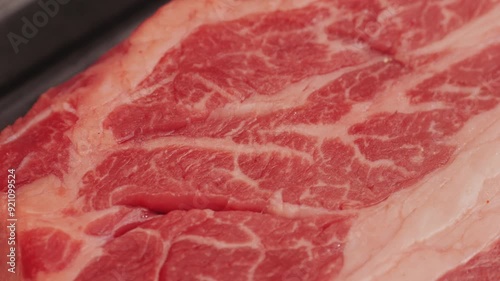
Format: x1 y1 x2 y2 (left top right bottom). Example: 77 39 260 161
0 0 149 90
0 0 34 21
0 0 170 129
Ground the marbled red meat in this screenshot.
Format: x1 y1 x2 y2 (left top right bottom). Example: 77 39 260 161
0 0 499 281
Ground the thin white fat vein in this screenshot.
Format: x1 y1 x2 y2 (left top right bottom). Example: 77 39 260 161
122 136 314 163
245 228 265 281
261 123 407 173
170 217 265 281
0 108 51 145
407 3 500 58
228 58 385 116
135 228 166 278
230 158 260 188
173 233 257 250
268 189 346 217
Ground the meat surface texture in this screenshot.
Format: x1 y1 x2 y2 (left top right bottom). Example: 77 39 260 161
0 0 500 280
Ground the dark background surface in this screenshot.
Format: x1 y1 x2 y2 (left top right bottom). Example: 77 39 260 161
0 0 170 129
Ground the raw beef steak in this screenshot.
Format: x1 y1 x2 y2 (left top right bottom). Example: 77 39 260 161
1 0 500 280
